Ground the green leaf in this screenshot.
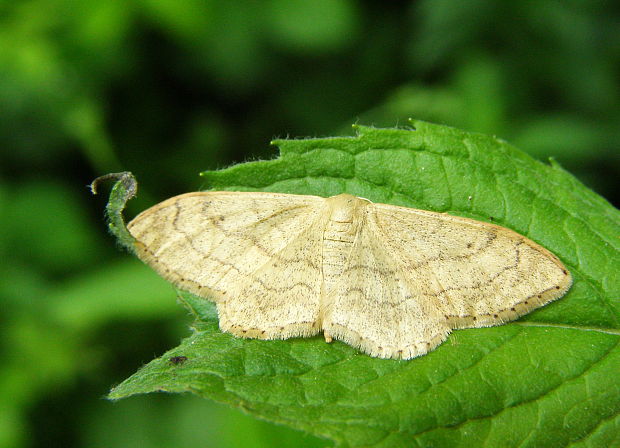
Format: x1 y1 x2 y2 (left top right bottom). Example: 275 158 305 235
106 120 619 447
90 171 138 254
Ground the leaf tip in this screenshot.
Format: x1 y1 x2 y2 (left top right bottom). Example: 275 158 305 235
91 171 138 254
90 172 138 199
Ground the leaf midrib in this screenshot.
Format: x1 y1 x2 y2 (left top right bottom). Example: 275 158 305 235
514 321 620 335
161 321 617 401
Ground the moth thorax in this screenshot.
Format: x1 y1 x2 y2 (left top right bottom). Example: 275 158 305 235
326 193 368 223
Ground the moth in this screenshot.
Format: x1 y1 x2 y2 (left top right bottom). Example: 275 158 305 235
125 191 571 359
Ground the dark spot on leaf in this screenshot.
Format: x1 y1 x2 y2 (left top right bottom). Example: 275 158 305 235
493 314 498 318
169 356 188 365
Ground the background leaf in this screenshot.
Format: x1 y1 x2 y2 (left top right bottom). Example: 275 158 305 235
108 121 619 447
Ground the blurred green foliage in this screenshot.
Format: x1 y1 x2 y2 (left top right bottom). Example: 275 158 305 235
0 1 617 447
